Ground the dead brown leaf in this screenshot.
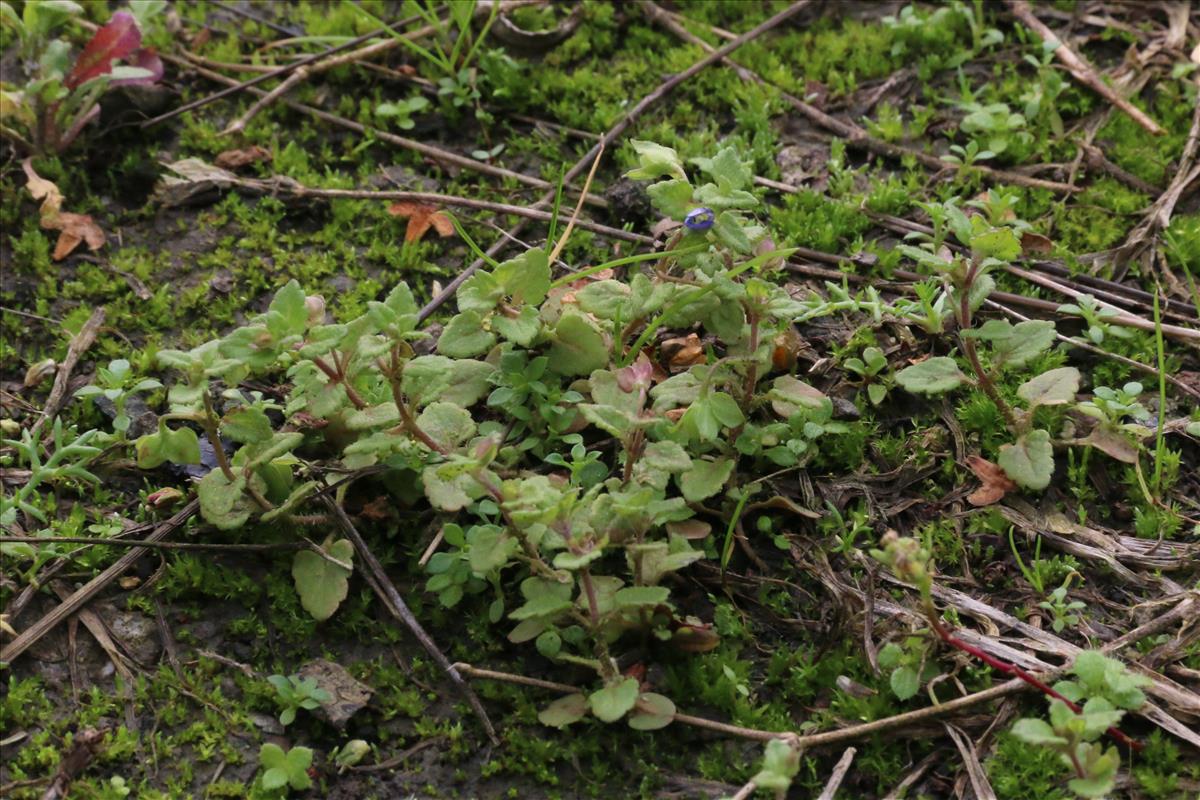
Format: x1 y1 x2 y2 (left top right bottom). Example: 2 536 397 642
50 212 106 260
1082 425 1141 464
659 333 705 371
23 158 106 260
22 158 63 216
387 201 455 244
1021 231 1054 255
966 455 1018 506
214 145 272 169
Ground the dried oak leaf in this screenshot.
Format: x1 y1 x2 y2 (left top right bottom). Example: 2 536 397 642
387 202 455 244
23 159 106 260
966 455 1018 506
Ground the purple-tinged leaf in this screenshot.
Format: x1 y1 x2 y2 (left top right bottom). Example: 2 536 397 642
65 11 141 89
110 48 164 87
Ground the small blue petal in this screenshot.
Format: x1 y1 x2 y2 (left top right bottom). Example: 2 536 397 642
684 207 715 231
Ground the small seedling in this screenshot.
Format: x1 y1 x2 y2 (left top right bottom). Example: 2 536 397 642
268 674 331 726
1057 295 1133 345
1039 579 1087 633
75 358 162 440
374 95 430 130
877 635 937 701
955 100 1031 158
842 346 891 405
0 4 164 154
748 737 802 799
258 742 313 794
1012 652 1150 798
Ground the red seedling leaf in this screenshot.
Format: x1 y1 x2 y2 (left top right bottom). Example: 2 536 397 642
66 11 142 89
145 487 185 510
214 145 272 170
966 455 1018 506
387 202 455 244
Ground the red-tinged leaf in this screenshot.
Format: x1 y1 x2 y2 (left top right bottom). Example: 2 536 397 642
387 202 456 244
965 455 1017 506
110 47 164 87
214 145 272 169
65 11 142 89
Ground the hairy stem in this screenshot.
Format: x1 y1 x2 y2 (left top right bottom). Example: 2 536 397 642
311 353 367 410
200 390 236 483
957 260 1020 431
386 349 448 456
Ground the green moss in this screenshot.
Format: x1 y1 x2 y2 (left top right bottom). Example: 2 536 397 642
1052 178 1148 253
770 188 870 252
1099 80 1195 187
987 732 1074 800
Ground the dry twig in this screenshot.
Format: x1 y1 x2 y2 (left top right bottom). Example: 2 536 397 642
319 489 498 744
1007 1 1165 136
816 747 857 800
28 307 105 443
163 54 606 208
0 499 198 665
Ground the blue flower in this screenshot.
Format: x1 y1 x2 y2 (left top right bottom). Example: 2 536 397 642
684 207 715 231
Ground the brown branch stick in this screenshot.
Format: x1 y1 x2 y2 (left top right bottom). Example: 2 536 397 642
319 490 498 744
28 307 105 443
0 499 199 665
1007 1 1164 136
161 55 605 208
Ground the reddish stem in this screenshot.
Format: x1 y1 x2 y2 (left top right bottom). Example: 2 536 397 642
927 612 1141 750
312 353 367 410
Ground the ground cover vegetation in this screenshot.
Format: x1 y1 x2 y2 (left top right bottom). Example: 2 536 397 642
1 1 1198 798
